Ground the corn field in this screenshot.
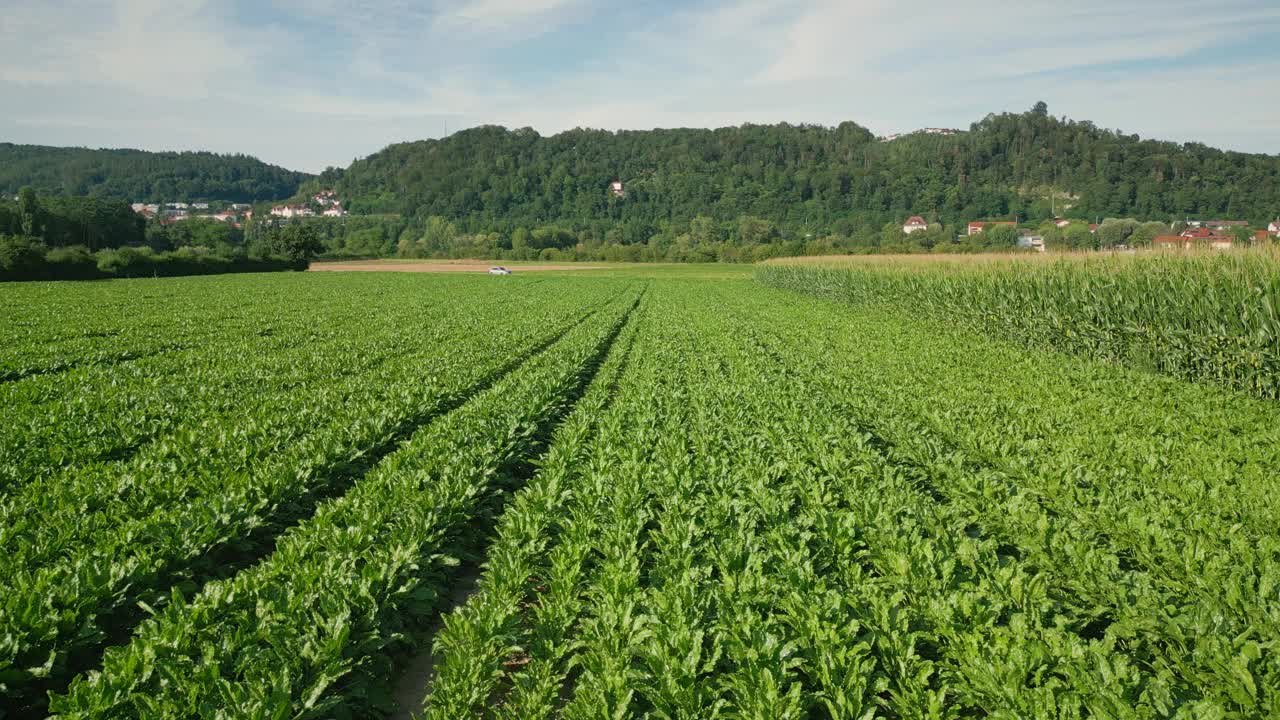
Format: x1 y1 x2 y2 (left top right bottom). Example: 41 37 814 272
756 249 1280 399
1 269 1277 719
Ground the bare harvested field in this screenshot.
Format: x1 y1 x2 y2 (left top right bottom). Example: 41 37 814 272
310 260 602 273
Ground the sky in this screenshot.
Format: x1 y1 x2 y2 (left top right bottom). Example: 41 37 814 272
2 0 1278 173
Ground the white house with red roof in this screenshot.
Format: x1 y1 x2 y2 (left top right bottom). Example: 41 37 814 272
1269 220 1280 236
902 216 928 234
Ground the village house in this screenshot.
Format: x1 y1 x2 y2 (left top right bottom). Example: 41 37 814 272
1016 234 1046 252
1053 218 1071 228
271 204 314 219
967 221 1017 236
322 205 347 217
902 216 928 234
1154 235 1190 249
609 181 625 197
1269 220 1280 236
1180 227 1217 239
1156 232 1234 250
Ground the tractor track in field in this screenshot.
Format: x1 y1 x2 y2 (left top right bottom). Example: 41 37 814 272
386 288 646 720
10 301 620 718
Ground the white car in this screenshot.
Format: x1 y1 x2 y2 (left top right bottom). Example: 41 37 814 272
488 266 512 275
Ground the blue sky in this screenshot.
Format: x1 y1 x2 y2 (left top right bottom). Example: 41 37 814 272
2 0 1277 172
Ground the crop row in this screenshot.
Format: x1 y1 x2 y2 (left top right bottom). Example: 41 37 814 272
1 276 628 713
47 287 644 718
411 278 1279 718
729 282 1280 715
0 273 560 487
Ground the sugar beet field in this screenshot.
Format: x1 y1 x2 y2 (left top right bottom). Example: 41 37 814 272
2 265 1279 719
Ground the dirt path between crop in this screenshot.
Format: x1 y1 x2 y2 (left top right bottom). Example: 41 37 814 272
311 261 602 273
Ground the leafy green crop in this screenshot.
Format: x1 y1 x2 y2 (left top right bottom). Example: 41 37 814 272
1 268 1276 719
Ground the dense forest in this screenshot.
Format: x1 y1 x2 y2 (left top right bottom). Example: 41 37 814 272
0 144 313 203
329 104 1280 252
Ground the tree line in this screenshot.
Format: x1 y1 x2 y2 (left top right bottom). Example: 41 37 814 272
0 144 313 203
0 189 321 281
322 103 1278 259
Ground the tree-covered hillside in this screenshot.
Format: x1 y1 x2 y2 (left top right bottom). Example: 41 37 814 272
334 105 1280 240
0 144 313 203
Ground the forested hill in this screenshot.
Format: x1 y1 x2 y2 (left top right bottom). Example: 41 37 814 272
0 144 313 203
334 106 1280 238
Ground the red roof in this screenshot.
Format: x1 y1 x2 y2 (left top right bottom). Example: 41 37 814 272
1181 227 1215 238
905 216 926 225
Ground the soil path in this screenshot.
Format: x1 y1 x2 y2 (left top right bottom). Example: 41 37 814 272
310 261 602 273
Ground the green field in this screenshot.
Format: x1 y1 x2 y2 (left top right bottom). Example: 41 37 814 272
2 266 1278 719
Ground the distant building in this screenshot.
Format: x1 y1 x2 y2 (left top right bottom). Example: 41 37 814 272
967 221 1016 236
322 205 347 217
1154 235 1190 249
192 203 210 210
1187 219 1248 229
1156 232 1233 250
1269 220 1280 235
879 128 959 142
902 216 928 234
271 204 314 218
130 203 147 213
212 211 237 222
1088 224 1099 234
609 180 625 197
1054 218 1071 228
1016 235 1046 252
